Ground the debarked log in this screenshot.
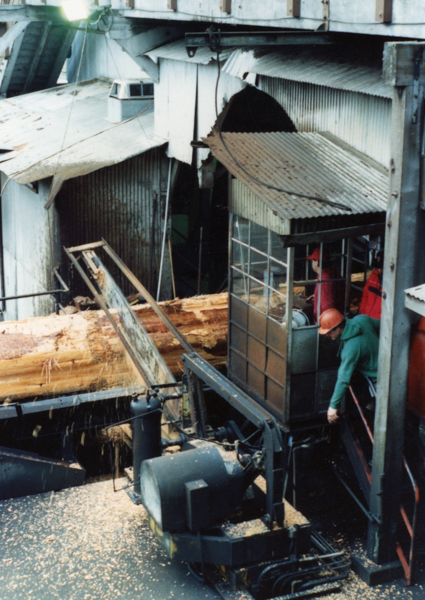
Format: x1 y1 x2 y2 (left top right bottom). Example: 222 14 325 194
0 293 228 403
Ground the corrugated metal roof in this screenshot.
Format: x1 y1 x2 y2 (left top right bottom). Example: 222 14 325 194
405 284 425 303
223 48 392 99
146 39 233 65
258 76 391 167
203 130 388 221
405 283 425 317
0 78 166 203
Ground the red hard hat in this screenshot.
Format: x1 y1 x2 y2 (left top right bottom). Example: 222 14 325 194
318 309 345 334
306 247 330 261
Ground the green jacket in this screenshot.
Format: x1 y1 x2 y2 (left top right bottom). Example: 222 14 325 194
329 315 380 409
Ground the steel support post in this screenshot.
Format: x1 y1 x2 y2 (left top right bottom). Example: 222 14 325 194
367 42 425 563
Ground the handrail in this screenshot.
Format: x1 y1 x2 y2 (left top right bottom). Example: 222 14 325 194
348 386 419 586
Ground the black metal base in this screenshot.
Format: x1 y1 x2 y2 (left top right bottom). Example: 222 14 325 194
0 446 85 500
350 548 404 586
149 515 311 567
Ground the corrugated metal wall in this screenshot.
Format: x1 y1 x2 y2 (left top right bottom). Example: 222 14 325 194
259 77 392 167
57 147 172 299
1 178 60 321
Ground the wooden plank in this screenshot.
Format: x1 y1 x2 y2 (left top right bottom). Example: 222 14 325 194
286 0 300 18
375 0 392 23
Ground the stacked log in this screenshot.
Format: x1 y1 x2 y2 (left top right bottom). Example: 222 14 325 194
0 293 228 403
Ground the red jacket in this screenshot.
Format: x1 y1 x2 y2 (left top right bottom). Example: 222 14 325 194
360 269 382 319
314 267 345 323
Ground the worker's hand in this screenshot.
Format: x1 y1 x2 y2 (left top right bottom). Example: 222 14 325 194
327 407 340 424
306 295 314 302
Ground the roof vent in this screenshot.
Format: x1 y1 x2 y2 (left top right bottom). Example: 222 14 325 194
107 79 154 123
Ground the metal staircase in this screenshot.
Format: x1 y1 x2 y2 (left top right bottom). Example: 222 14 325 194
337 386 420 585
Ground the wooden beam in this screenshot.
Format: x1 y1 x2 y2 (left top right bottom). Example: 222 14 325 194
286 0 300 18
220 0 231 14
0 27 26 96
375 0 392 24
367 42 425 564
0 22 27 56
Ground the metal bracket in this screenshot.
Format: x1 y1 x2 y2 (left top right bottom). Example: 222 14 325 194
185 30 333 57
182 352 285 528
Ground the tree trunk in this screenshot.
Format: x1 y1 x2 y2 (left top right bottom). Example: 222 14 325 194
0 293 228 403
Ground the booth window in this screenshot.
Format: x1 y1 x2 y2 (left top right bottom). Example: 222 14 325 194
231 217 287 323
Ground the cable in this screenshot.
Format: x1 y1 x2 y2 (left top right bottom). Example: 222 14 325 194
213 51 352 212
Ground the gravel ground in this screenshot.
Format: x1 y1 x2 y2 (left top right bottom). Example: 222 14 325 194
1 479 425 600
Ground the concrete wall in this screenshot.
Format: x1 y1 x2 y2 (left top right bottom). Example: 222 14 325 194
1 176 60 321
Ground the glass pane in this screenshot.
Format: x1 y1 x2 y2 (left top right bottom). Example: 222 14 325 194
270 232 288 264
232 240 248 273
231 267 248 300
250 249 268 281
268 289 286 322
143 83 154 96
251 222 269 253
269 259 287 294
249 278 267 313
129 84 142 97
233 216 250 246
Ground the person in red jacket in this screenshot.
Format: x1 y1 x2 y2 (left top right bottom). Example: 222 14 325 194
306 247 345 323
359 250 383 319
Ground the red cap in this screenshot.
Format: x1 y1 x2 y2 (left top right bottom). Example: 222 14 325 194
306 247 330 261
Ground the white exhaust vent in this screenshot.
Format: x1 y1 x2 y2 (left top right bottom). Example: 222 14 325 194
107 79 154 123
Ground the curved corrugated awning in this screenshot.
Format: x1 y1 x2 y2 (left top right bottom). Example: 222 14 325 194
203 129 388 227
0 78 167 206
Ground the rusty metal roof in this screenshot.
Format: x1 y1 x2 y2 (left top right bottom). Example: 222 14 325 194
0 78 166 203
223 48 392 99
203 130 388 221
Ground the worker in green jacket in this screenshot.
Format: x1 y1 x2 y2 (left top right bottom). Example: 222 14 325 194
318 308 380 424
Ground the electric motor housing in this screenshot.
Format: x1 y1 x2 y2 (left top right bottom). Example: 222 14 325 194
140 441 246 533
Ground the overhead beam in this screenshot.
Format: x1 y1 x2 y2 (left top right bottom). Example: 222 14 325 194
0 5 67 22
185 30 333 56
0 22 28 55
